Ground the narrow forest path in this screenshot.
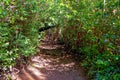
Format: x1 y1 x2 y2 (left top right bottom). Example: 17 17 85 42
11 40 88 80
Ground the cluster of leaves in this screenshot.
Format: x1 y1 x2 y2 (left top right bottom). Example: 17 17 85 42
39 0 120 79
62 0 120 80
1 0 119 79
0 0 40 71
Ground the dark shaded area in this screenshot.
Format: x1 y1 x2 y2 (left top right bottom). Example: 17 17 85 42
39 25 55 32
64 44 86 61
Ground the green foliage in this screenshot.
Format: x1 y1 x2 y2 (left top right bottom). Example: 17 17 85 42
0 0 120 79
0 0 39 70
64 0 120 80
39 0 120 80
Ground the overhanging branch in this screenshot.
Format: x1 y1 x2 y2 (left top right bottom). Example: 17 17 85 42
38 25 55 32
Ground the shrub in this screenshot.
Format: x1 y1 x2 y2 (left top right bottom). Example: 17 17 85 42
0 0 39 71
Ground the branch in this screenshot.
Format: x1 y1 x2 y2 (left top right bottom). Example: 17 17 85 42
38 25 55 32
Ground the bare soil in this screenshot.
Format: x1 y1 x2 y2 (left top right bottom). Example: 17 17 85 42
11 41 88 80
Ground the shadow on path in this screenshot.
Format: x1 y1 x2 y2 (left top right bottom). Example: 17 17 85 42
12 41 88 80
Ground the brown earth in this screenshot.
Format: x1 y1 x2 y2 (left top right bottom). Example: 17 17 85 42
11 41 88 80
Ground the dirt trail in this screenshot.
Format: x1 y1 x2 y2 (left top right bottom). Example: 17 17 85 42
12 41 88 80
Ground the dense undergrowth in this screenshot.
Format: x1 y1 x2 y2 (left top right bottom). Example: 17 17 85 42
0 0 40 75
61 1 120 80
39 0 120 80
0 0 120 80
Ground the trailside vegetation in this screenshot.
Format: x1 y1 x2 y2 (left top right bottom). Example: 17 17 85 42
0 0 40 73
39 0 120 79
0 0 120 80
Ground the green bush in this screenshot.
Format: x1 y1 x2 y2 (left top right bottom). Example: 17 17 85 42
59 0 120 79
0 0 39 70
0 0 119 79
37 0 120 79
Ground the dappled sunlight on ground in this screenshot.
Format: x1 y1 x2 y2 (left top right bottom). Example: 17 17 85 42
31 54 76 72
14 54 87 80
39 44 64 50
39 42 64 50
12 41 87 80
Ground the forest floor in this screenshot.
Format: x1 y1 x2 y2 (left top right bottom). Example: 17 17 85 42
11 40 88 80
